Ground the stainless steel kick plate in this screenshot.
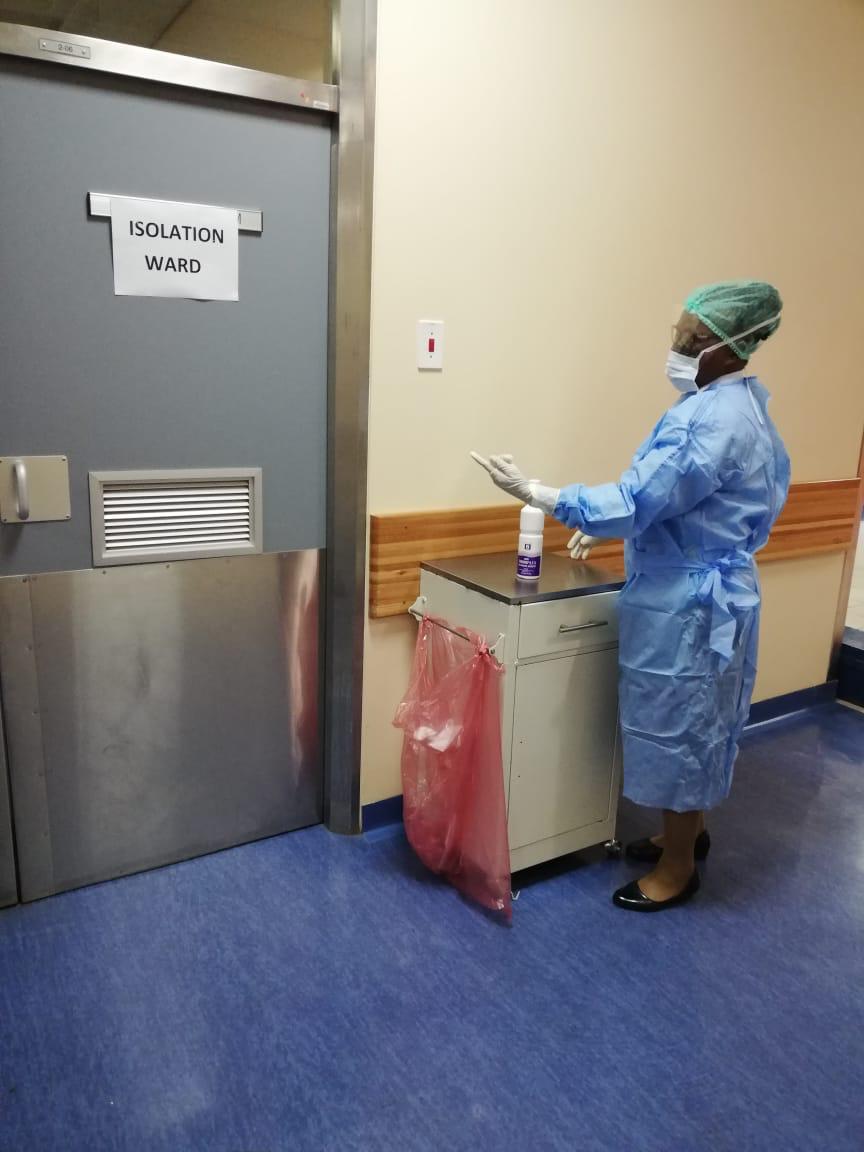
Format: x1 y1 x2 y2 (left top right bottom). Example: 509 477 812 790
0 456 71 524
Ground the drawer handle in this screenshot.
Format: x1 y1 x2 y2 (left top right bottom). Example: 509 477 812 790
558 620 607 635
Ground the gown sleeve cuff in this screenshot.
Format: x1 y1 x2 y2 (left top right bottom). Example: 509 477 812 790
553 483 586 529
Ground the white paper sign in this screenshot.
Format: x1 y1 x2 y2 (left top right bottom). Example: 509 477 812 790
110 197 239 301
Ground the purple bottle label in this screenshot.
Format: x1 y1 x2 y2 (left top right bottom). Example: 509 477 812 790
517 552 541 579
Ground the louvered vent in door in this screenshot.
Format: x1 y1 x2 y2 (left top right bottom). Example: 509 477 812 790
89 469 263 566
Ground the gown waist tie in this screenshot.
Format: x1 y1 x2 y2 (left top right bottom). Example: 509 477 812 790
628 551 759 668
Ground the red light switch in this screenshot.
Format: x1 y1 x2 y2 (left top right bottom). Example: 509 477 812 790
417 321 444 369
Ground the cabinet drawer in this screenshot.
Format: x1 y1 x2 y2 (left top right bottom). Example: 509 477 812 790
517 592 618 659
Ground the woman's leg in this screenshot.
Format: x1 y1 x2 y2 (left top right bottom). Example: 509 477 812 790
638 809 702 901
647 809 705 849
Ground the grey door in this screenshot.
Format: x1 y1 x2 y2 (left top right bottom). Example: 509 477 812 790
0 57 330 901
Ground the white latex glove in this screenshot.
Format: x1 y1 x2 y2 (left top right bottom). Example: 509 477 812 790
568 529 598 561
470 452 533 502
470 452 559 514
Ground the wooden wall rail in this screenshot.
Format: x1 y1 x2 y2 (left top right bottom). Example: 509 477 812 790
369 479 861 619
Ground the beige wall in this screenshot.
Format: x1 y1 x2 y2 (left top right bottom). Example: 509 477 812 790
363 0 864 804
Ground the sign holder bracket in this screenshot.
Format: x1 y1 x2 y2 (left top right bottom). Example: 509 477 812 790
87 192 263 234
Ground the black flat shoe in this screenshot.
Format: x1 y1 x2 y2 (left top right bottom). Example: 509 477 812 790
612 870 700 912
625 829 711 864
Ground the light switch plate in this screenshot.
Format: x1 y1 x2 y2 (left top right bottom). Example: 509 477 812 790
417 320 444 370
0 456 71 524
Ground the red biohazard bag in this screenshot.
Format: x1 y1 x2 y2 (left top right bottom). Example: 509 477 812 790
393 615 511 921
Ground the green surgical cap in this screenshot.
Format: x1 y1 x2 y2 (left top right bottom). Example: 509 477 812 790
684 280 783 360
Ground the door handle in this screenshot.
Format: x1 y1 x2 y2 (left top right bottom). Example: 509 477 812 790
13 460 30 521
558 620 607 634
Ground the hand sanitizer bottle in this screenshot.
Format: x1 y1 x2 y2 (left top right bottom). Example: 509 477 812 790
516 503 544 581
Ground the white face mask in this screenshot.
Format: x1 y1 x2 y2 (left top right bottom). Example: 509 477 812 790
665 313 781 394
665 347 710 394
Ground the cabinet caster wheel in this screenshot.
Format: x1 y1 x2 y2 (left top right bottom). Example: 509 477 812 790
604 839 623 858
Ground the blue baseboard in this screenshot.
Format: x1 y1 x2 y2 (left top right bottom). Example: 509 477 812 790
745 681 837 726
838 631 864 707
364 683 840 833
362 795 403 836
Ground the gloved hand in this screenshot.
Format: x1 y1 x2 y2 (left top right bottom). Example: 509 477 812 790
471 452 560 514
470 452 533 503
568 529 598 561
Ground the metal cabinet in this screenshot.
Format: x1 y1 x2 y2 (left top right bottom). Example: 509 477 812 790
418 554 624 872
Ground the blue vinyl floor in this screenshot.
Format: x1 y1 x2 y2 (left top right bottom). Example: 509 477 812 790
1 702 862 1152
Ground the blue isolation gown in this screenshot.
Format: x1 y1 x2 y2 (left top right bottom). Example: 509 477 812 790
554 374 790 811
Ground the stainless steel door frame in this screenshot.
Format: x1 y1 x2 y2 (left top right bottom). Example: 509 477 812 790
324 0 375 834
0 22 338 112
